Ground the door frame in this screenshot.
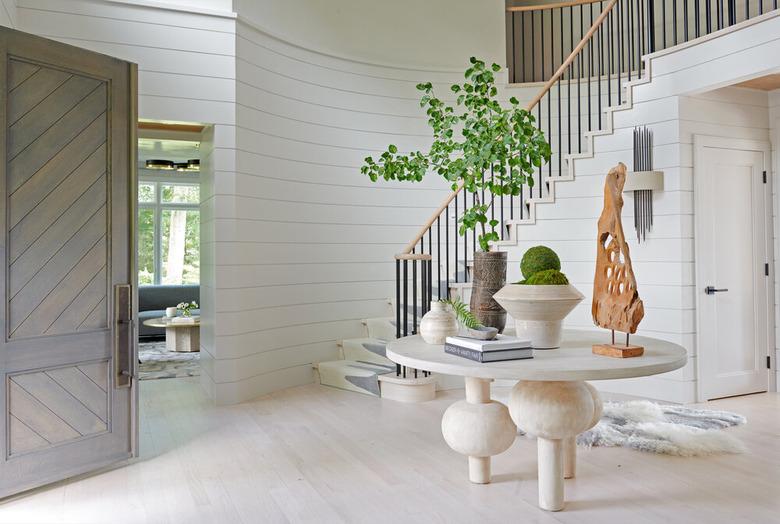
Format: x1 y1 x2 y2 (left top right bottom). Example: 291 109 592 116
693 135 774 401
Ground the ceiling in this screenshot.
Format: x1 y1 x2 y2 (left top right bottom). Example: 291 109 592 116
138 138 200 163
734 74 780 91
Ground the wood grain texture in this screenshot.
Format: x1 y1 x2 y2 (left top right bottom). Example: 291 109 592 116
592 163 645 334
1 379 778 523
5 58 109 340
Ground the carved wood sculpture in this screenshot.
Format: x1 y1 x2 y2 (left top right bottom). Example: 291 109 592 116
592 163 645 358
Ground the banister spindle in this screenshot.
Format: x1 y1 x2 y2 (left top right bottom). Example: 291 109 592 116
403 260 408 337
445 204 450 298
684 0 689 42
437 216 441 300
629 0 634 80
453 193 458 283
412 258 417 334
396 259 401 341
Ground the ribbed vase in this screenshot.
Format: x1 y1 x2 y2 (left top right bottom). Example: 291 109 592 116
469 251 507 332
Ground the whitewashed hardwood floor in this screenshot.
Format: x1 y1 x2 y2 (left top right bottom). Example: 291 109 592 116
0 378 778 523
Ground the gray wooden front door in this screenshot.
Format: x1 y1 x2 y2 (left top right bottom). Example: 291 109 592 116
0 27 137 498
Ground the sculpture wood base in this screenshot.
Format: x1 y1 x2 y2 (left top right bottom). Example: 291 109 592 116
592 343 644 358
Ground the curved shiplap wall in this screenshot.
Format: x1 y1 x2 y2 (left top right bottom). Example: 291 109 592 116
213 19 480 403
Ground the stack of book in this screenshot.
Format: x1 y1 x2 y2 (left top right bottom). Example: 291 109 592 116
444 335 533 363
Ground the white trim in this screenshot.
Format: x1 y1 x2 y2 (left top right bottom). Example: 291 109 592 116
693 134 773 401
102 0 236 19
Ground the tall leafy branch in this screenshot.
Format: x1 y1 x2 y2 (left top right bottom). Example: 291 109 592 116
361 57 551 251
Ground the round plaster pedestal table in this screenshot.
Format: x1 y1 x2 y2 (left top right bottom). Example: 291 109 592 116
386 330 686 512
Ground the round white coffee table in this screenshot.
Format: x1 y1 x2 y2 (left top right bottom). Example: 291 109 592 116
142 317 201 353
386 330 686 511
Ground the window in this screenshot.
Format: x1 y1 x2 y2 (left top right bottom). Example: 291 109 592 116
138 138 200 286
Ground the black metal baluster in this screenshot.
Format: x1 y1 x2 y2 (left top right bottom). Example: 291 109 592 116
629 0 634 80
608 8 613 106
395 259 401 341
548 8 553 181
684 0 689 41
598 4 603 129
538 95 543 196
420 245 426 316
578 5 583 153
728 0 734 26
618 0 623 104
649 0 656 51
662 0 668 47
428 229 433 307
453 193 458 283
511 12 516 83
569 6 573 157
695 0 701 36
403 260 408 337
522 12 526 82
412 258 417 334
473 191 478 245
436 216 441 299
759 0 763 15
532 10 536 81
640 0 646 61
745 0 749 21
706 0 712 34
560 7 565 174
445 204 450 298
463 185 467 278
673 0 678 44
588 3 593 134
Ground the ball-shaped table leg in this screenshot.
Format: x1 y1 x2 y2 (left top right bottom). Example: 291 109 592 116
441 377 517 484
509 380 602 511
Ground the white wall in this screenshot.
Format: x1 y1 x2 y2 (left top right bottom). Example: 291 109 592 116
235 0 505 71
1 0 16 28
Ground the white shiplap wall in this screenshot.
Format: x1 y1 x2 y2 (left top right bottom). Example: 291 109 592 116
501 13 780 402
1 0 16 27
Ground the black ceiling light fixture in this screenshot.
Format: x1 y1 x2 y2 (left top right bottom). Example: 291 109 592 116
145 159 174 170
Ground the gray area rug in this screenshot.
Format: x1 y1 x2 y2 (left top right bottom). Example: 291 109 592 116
139 341 200 380
577 400 747 456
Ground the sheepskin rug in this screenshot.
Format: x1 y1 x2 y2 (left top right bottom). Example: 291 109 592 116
577 400 747 456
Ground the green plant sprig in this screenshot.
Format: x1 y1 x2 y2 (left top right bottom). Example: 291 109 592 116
361 57 551 252
441 298 481 329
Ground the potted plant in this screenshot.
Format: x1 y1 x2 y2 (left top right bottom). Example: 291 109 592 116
177 301 198 318
361 57 551 331
493 246 583 348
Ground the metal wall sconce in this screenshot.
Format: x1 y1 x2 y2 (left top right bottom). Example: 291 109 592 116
624 127 663 243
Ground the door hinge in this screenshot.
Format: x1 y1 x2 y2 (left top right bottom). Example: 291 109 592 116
765 263 770 276
763 171 767 183
767 356 772 369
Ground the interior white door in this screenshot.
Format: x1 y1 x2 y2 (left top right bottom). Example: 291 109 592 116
0 27 137 497
696 140 769 401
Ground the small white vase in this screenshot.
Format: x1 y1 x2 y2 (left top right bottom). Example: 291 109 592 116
165 307 177 318
419 301 459 344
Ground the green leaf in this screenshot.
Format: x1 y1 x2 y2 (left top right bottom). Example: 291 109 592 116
388 144 398 154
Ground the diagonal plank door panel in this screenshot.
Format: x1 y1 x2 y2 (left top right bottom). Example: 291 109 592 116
1 26 135 498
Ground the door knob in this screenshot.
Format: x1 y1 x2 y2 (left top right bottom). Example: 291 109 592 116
705 286 728 295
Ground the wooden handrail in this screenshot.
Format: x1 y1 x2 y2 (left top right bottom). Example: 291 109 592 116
399 180 464 255
507 0 606 13
526 0 619 108
399 0 618 255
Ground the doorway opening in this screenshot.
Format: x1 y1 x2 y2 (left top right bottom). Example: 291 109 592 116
137 122 204 381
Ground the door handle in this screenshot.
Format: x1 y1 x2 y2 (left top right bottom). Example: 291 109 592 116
705 286 728 295
114 284 134 388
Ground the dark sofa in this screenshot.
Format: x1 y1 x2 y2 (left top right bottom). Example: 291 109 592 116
138 285 200 338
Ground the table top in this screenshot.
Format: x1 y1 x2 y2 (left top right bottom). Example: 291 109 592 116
386 330 687 381
142 317 201 328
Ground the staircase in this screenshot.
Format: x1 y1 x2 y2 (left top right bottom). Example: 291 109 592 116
317 0 779 401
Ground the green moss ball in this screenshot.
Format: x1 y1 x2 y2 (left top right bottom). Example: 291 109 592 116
525 269 569 285
520 246 561 280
